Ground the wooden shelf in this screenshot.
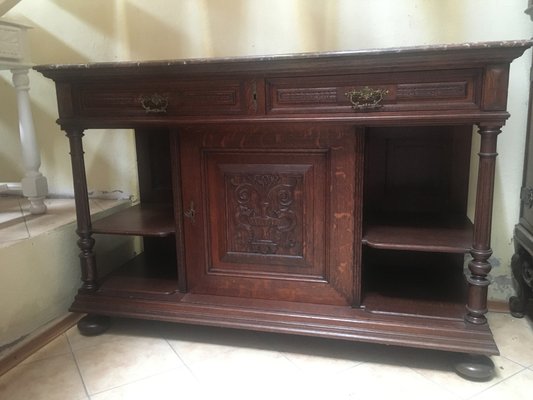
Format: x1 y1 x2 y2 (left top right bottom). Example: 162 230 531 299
99 252 180 299
362 288 466 320
362 213 473 253
361 251 467 320
92 204 175 237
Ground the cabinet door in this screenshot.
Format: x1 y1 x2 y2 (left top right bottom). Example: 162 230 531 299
179 125 362 305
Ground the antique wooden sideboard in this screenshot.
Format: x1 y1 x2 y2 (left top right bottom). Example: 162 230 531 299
36 41 531 378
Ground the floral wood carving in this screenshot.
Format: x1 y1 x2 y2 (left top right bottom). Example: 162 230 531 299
228 173 301 255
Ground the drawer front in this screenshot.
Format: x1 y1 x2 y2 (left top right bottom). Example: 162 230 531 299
73 79 251 118
266 69 481 114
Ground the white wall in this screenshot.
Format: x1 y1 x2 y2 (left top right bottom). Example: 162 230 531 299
1 0 531 301
0 220 139 347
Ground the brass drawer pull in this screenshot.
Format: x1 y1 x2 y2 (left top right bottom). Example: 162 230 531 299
140 93 168 113
345 87 389 110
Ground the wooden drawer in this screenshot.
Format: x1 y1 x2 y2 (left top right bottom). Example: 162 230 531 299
266 69 481 115
72 78 251 118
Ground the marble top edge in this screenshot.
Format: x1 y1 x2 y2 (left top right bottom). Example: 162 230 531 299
36 39 533 70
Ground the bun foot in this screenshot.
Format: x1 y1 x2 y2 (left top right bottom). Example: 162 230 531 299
509 295 526 318
77 315 111 336
454 354 495 381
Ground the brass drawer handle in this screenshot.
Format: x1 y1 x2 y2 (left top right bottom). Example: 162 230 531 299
345 87 389 110
140 93 169 113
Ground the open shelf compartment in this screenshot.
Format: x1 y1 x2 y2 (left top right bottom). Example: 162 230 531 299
92 203 175 237
361 248 467 320
98 249 180 299
363 212 473 253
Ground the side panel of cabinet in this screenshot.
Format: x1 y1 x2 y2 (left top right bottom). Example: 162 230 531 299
178 125 362 305
521 75 533 233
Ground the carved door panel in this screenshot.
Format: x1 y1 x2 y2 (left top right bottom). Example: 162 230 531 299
178 125 363 305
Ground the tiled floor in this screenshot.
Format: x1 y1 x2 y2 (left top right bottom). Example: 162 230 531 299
0 312 531 400
1 195 532 399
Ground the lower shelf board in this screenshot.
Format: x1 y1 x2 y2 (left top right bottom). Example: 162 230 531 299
361 249 468 320
70 291 498 356
97 253 180 299
361 291 465 320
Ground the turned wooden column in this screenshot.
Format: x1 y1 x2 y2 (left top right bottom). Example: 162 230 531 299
466 124 501 324
65 128 98 292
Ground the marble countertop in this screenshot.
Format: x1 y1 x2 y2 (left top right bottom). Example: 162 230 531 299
35 39 533 71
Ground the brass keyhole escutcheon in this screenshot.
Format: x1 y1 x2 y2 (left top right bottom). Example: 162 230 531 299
184 201 195 223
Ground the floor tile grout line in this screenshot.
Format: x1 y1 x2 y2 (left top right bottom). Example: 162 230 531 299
87 366 188 398
278 349 365 375
279 351 301 370
65 336 126 354
498 353 532 369
68 323 189 396
164 337 203 383
390 364 464 400
18 349 73 367
65 332 92 399
463 367 529 400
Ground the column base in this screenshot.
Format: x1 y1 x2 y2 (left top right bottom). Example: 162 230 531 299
22 174 48 214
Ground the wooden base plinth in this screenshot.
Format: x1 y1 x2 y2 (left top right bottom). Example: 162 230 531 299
70 292 499 356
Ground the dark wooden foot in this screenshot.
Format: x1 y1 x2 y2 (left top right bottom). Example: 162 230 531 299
454 354 495 381
77 315 111 336
509 248 533 318
509 295 526 318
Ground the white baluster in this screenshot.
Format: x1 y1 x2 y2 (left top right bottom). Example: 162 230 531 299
11 68 47 214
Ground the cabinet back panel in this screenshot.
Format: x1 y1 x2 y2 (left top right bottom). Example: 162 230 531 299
135 129 173 204
364 126 472 216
